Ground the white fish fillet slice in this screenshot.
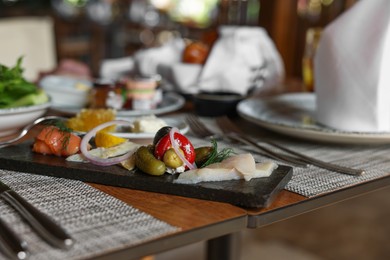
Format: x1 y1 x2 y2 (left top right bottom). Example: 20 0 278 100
175 154 278 184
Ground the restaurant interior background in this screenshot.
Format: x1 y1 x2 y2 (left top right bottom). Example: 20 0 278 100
1 1 389 260
0 0 356 80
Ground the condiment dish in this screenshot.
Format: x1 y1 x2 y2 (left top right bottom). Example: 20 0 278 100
193 91 244 117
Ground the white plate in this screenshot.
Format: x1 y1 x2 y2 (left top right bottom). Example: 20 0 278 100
51 92 185 116
95 117 189 139
237 93 390 144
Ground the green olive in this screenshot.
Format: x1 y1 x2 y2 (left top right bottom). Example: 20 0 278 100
195 146 213 167
163 148 183 168
135 146 166 176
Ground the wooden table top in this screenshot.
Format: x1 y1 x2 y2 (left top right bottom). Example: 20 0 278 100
87 184 249 259
89 172 390 259
90 183 247 231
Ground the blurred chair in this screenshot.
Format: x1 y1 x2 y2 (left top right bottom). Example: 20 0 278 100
0 16 57 81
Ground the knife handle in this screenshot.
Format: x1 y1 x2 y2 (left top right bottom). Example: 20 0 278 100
0 218 28 259
1 191 73 249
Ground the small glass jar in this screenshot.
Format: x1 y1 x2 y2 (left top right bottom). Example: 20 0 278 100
120 74 162 110
89 79 124 109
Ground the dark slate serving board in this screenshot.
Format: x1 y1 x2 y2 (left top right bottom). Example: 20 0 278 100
0 142 293 208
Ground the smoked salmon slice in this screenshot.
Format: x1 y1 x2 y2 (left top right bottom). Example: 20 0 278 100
33 126 81 156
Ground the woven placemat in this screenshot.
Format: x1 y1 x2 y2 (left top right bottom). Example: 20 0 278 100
187 124 390 198
272 141 390 197
0 169 180 260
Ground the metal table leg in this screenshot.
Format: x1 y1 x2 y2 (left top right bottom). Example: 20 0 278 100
206 232 241 260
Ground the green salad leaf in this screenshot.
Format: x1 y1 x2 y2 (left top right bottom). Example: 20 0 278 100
0 57 46 108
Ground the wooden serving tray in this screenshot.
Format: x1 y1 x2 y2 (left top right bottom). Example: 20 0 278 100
0 142 293 208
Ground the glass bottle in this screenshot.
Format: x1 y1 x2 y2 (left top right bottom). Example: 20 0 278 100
302 27 322 92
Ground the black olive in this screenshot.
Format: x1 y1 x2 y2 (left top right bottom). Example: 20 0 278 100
153 126 172 145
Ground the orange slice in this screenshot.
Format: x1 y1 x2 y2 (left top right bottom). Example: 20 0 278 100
95 131 126 148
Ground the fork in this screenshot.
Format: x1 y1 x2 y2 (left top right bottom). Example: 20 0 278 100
185 114 308 167
0 218 28 259
0 116 67 149
216 116 365 176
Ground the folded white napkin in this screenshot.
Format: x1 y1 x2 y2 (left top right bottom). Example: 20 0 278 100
315 0 390 132
198 26 284 96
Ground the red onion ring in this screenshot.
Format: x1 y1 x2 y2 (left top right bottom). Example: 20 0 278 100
80 120 134 166
169 127 197 170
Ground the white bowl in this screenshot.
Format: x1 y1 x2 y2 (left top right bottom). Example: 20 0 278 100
0 101 51 137
39 75 92 108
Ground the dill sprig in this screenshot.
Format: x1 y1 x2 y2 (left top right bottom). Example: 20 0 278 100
43 119 72 133
200 139 235 168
